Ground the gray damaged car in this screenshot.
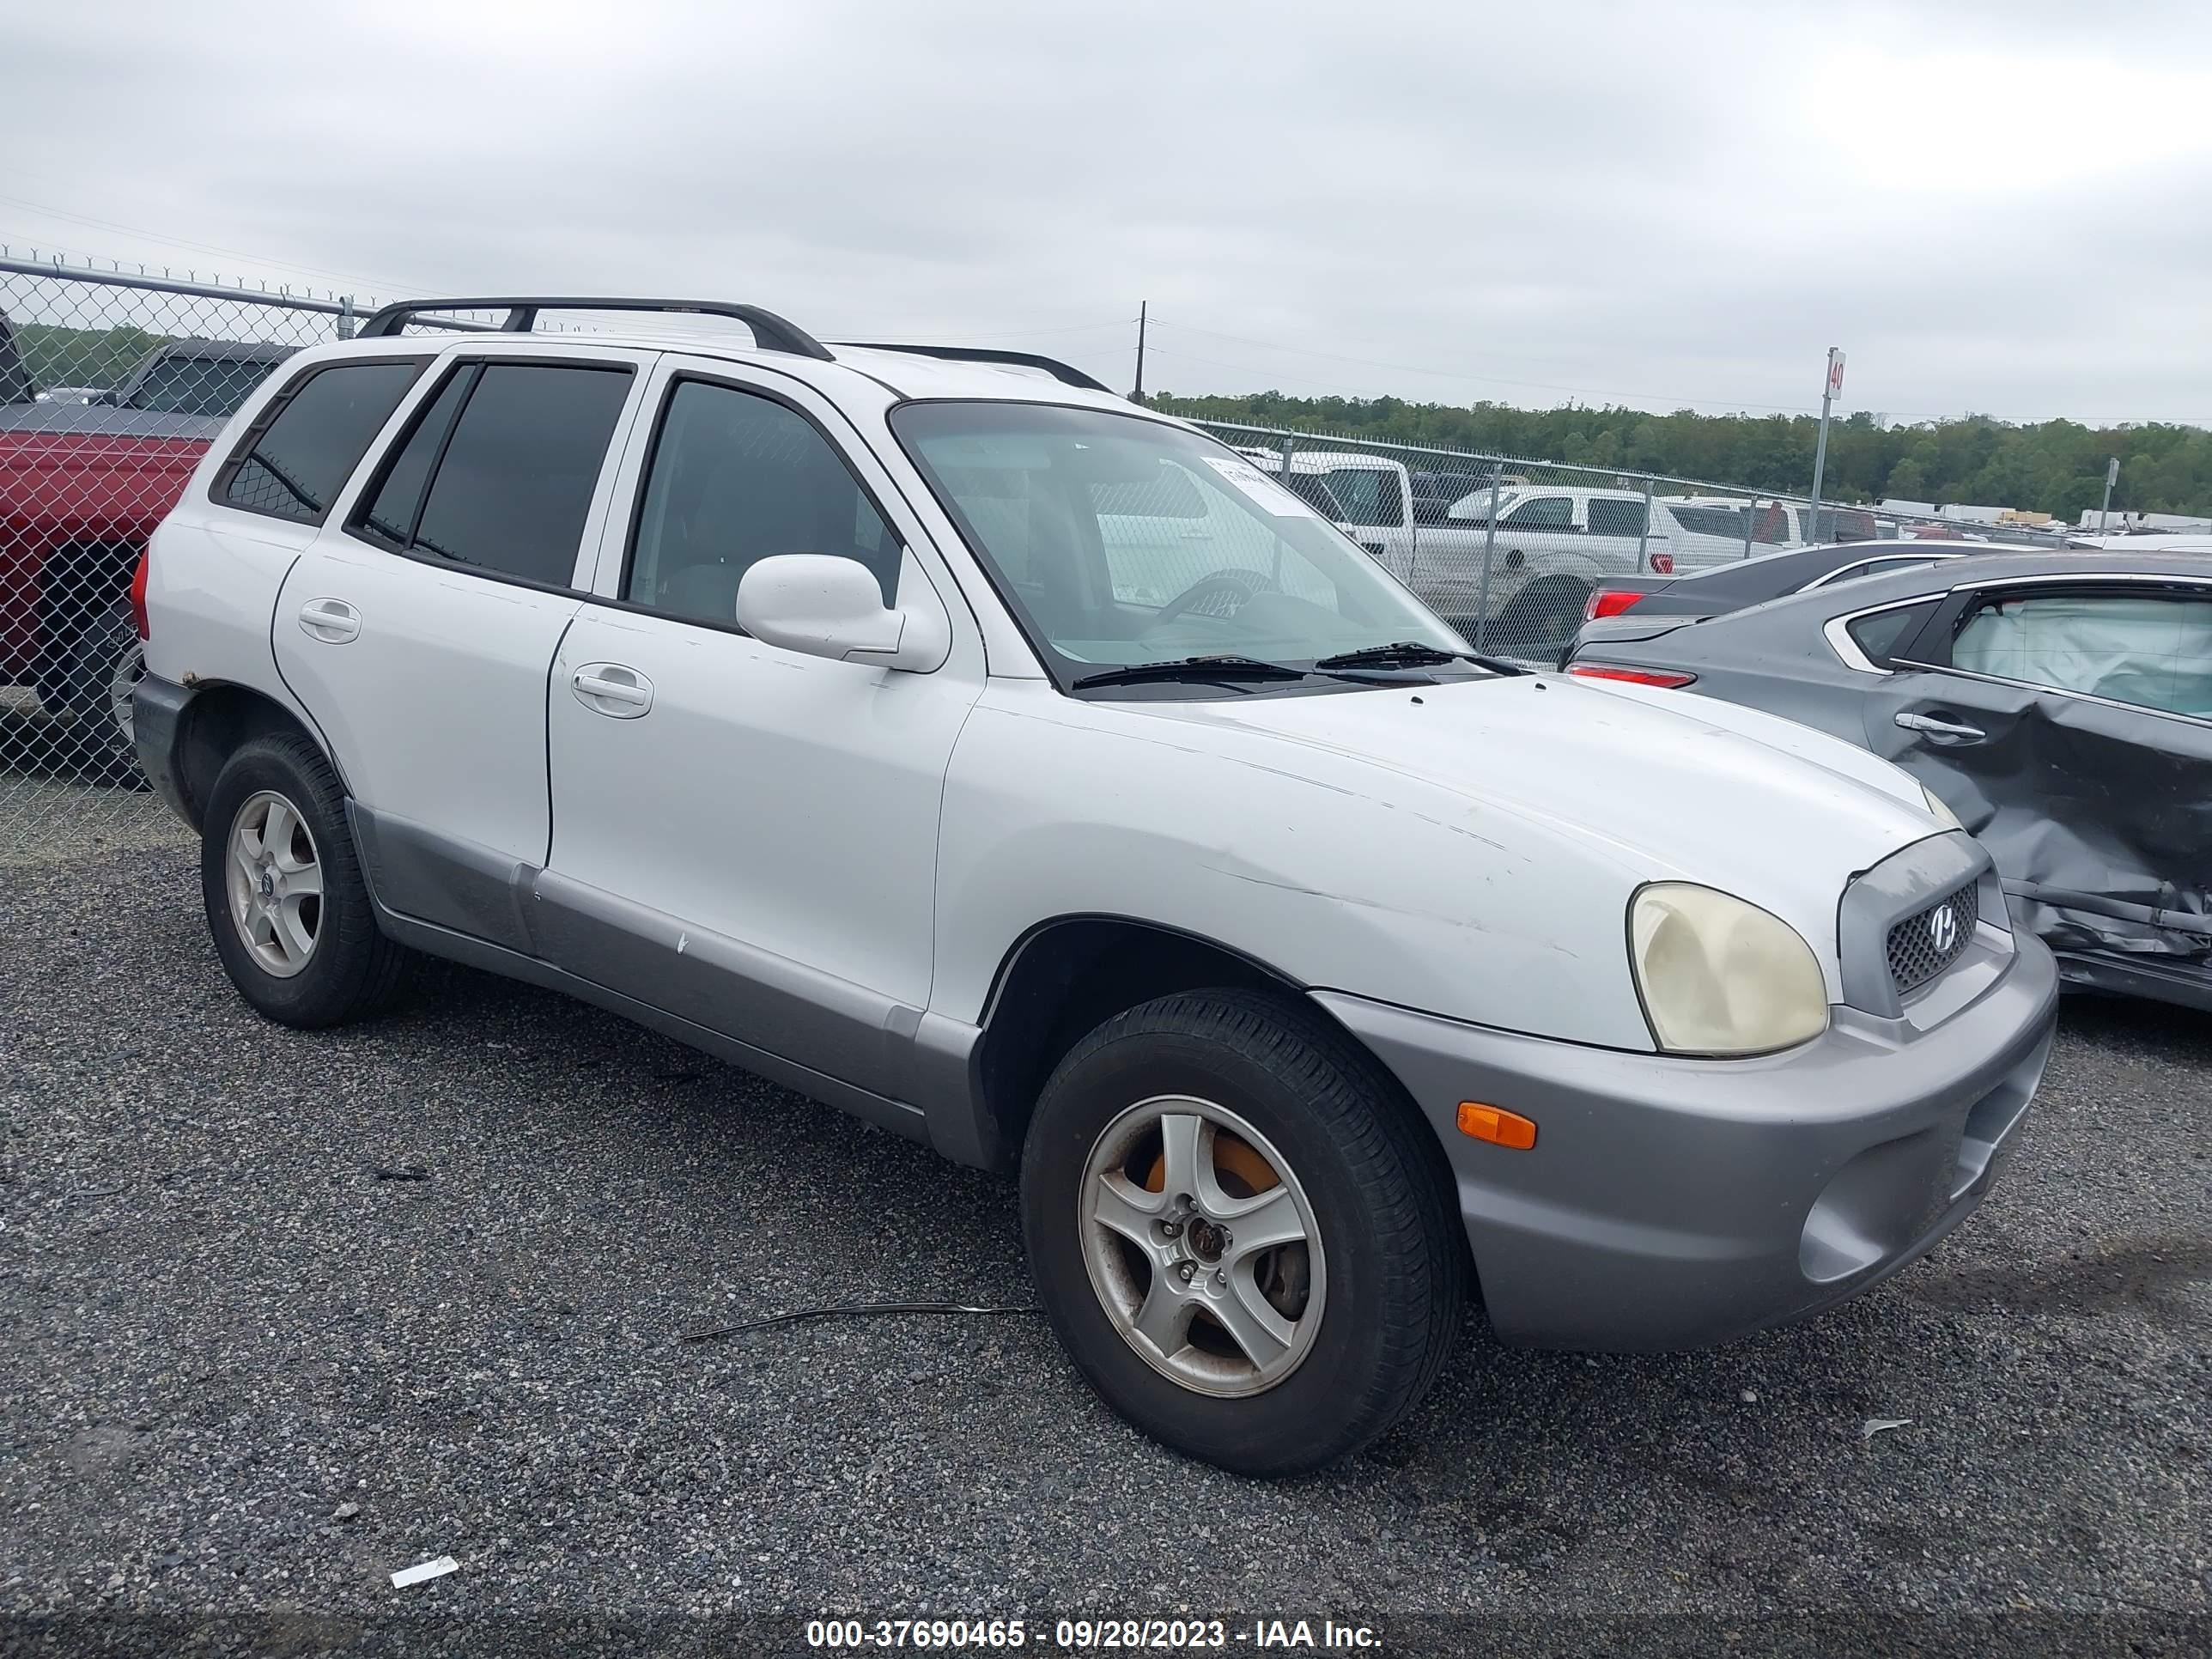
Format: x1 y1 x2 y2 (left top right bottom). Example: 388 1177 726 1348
1566 549 2212 1012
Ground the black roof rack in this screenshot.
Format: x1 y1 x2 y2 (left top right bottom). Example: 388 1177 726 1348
830 343 1113 393
356 296 833 361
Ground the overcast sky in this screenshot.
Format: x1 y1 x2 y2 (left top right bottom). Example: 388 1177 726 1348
8 0 2212 426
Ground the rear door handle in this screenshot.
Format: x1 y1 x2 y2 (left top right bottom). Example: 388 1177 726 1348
1895 710 1986 743
572 662 653 718
297 598 361 644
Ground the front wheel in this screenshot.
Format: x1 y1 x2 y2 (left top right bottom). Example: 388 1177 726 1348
1021 991 1466 1476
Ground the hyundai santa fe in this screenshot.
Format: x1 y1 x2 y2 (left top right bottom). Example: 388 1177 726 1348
132 296 2059 1476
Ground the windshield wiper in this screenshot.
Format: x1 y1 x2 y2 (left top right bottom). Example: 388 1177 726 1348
1313 641 1528 675
1072 654 1311 690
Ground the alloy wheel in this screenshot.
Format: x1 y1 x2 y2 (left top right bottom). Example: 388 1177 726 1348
1077 1095 1326 1397
224 790 324 978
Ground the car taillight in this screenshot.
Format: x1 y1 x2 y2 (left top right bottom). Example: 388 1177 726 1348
1647 552 1674 574
1565 662 1698 689
130 546 151 641
1584 587 1645 622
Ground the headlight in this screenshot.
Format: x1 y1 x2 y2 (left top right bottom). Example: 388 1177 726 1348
1921 784 1963 832
1628 884 1830 1055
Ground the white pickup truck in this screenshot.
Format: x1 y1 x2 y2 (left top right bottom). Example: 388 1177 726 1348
1224 452 1758 659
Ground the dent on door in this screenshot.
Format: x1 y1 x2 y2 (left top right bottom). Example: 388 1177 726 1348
1869 675 2212 981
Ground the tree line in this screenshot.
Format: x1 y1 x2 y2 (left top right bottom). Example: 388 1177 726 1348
6 322 173 392
1149 390 2212 522
13 319 2204 522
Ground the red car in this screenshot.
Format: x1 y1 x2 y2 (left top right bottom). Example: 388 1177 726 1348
1 316 294 767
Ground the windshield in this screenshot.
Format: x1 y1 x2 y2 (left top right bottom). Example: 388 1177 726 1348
891 402 1466 688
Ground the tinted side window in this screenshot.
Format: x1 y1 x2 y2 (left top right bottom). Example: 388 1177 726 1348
1503 495 1574 530
358 368 474 549
360 362 633 586
218 361 422 525
1846 599 1941 665
625 380 900 626
1588 498 1646 537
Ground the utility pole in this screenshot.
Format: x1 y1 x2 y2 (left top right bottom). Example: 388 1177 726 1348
1131 301 1148 404
2098 454 2119 533
1806 346 1844 542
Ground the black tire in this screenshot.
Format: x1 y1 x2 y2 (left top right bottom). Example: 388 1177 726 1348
40 593 148 784
1021 990 1466 1477
200 732 412 1028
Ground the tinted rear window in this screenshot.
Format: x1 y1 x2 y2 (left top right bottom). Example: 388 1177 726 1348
218 361 423 525
1588 498 1646 537
358 362 633 587
130 353 286 417
1668 505 1748 538
1809 507 1878 543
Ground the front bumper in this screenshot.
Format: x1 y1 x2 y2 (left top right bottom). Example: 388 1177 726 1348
1315 931 2059 1352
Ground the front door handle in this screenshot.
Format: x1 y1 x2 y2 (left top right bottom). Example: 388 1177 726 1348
1895 709 1986 743
297 598 361 644
572 662 653 718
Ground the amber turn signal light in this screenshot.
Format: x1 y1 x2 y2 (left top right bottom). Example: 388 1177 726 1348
1456 1102 1537 1150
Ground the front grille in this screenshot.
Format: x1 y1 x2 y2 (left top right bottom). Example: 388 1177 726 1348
1887 883 1978 994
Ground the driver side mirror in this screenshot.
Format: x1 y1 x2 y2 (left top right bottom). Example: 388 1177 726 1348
735 553 951 672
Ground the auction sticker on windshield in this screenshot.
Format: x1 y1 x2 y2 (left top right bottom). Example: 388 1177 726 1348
1199 455 1322 517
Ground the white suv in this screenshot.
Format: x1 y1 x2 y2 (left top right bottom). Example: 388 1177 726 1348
134 297 2058 1476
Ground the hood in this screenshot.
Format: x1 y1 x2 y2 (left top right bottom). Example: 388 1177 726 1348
1124 670 1942 944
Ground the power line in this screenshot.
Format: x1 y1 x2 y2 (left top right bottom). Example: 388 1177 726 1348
0 195 428 297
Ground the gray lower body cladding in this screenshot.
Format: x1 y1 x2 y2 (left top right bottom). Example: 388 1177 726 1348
1315 934 2060 1352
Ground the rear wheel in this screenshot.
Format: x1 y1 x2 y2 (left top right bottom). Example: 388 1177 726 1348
1021 990 1465 1476
201 733 412 1027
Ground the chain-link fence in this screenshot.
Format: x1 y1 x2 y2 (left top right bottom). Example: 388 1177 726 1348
1178 418 2079 665
0 256 377 862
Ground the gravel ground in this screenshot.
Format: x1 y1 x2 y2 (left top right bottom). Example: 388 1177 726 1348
3 839 2208 1657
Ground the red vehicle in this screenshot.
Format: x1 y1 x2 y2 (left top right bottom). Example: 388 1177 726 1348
1 314 294 767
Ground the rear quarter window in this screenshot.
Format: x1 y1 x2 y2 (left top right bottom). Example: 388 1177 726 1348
216 360 428 526
1845 600 1942 665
